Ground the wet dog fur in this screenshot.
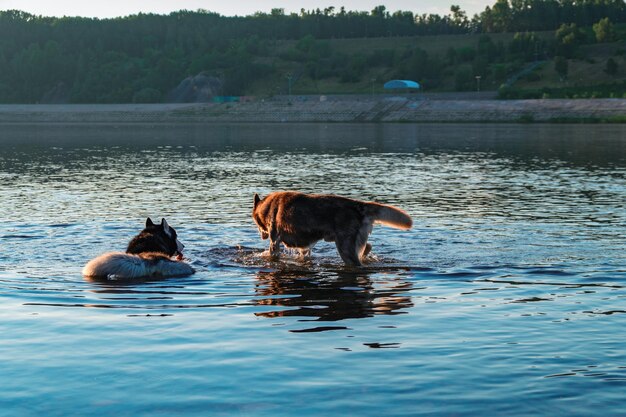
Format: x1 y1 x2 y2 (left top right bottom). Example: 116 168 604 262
252 191 412 266
82 218 194 279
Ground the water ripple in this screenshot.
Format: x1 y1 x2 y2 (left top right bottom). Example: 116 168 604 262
1 123 625 417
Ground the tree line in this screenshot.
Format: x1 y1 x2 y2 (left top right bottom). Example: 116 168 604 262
0 0 624 103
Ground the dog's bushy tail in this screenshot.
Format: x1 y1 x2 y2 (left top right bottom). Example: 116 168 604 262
367 202 413 230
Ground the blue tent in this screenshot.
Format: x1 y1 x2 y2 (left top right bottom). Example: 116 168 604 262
383 80 420 90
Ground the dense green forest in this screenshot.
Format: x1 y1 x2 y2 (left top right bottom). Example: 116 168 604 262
0 0 624 103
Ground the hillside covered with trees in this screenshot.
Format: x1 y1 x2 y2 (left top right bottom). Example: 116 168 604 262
0 0 624 103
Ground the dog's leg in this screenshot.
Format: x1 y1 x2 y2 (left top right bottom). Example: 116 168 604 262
361 243 372 259
335 241 361 266
268 223 281 258
269 238 281 257
298 247 312 259
357 221 373 262
335 228 362 267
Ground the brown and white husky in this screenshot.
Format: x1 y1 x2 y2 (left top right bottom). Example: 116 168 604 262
252 191 412 266
82 218 194 280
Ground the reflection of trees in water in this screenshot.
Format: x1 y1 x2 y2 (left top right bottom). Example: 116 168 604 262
254 269 413 321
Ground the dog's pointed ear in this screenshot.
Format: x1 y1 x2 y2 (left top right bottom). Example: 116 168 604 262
161 218 173 238
254 193 261 208
146 217 155 228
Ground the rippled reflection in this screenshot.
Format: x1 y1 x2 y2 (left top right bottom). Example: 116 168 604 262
254 269 413 324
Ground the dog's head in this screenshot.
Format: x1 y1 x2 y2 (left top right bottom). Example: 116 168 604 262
252 194 270 240
145 217 185 256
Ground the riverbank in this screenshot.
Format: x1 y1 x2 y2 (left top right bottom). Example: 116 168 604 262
0 97 624 124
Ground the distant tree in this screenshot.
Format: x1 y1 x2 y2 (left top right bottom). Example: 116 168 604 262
455 67 474 91
480 0 512 32
605 57 618 76
492 0 512 32
371 5 388 18
555 23 585 58
556 23 584 45
472 56 488 79
479 0 626 33
509 32 542 61
593 18 615 43
340 54 366 83
406 47 431 79
449 5 469 31
270 8 285 16
477 35 498 62
456 46 476 62
492 63 508 83
296 35 316 53
446 46 457 65
366 49 395 67
554 56 568 80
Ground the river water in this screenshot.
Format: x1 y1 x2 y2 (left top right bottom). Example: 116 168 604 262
1 123 625 416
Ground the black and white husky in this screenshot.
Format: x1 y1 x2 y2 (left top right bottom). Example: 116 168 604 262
83 218 195 280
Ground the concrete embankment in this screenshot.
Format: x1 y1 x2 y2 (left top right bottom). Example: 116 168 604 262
0 98 624 124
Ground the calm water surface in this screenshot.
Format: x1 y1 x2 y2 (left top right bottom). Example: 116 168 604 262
1 123 625 416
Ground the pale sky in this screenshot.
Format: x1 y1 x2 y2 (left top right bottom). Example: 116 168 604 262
0 1 492 18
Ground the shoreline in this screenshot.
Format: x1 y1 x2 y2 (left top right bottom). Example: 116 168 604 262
0 98 624 124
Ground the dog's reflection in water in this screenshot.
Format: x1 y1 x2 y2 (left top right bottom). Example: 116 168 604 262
253 268 414 321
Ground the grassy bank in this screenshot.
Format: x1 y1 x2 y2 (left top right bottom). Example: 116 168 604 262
1 6 625 103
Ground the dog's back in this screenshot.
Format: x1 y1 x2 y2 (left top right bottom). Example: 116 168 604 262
83 252 194 280
255 191 411 232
